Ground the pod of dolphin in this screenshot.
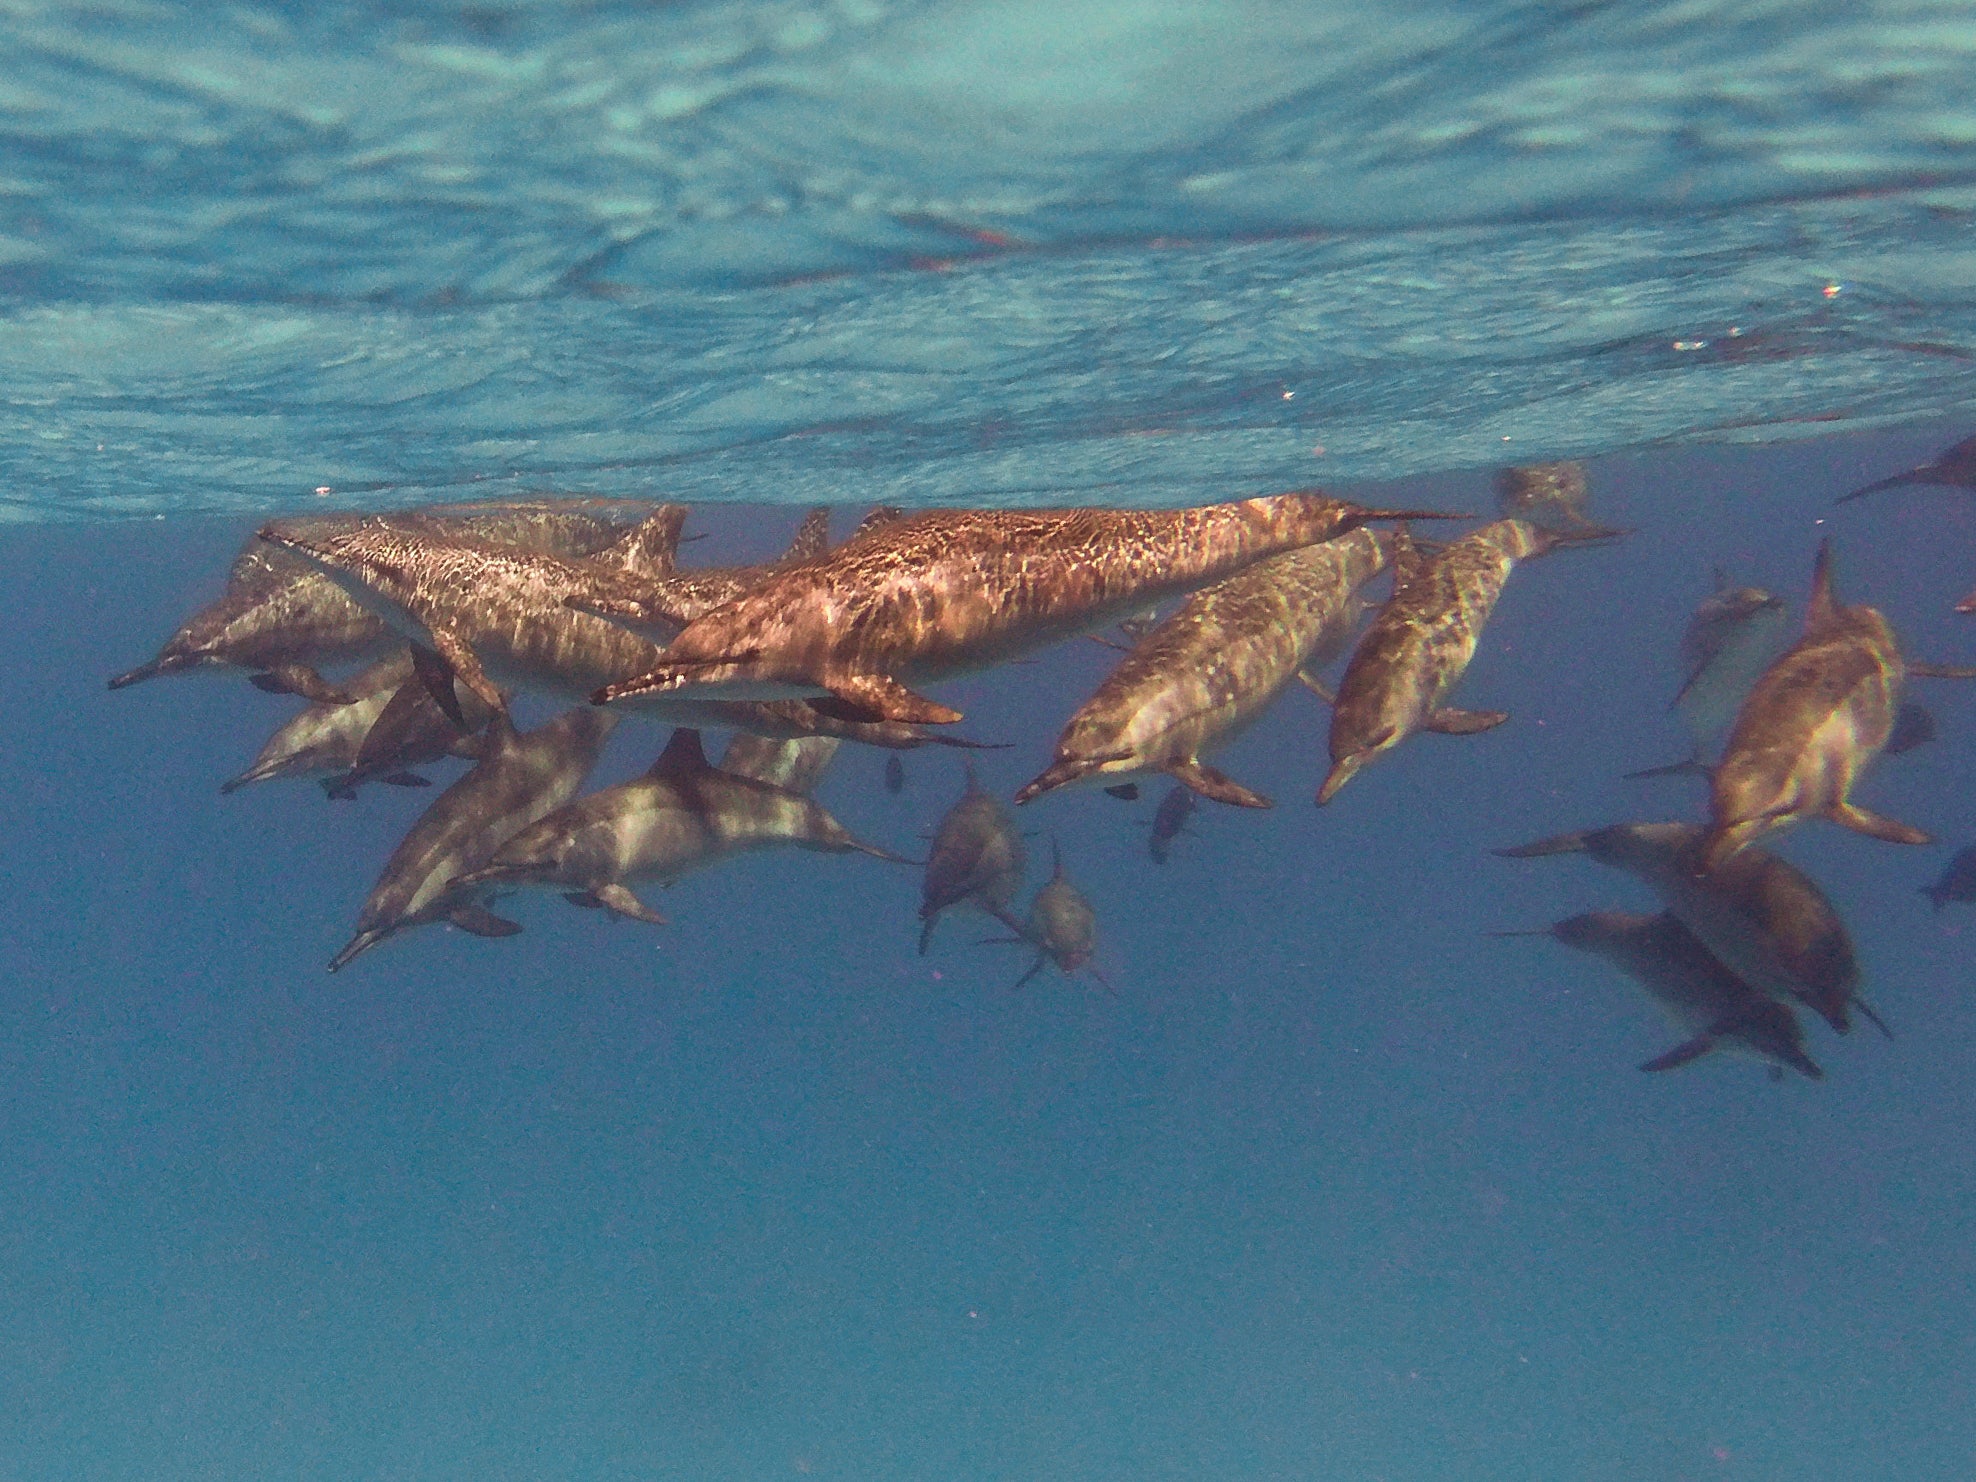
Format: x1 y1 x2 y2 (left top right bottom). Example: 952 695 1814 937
109 438 1976 1074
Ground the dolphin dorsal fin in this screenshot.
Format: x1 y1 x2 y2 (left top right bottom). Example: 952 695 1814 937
784 508 832 563
603 504 690 579
649 727 710 777
1805 539 1839 632
854 505 907 538
483 711 521 757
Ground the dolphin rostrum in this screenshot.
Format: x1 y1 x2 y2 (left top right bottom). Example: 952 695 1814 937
1495 820 1882 1037
1318 518 1613 805
590 493 1459 725
328 707 616 970
1015 528 1386 808
455 728 903 924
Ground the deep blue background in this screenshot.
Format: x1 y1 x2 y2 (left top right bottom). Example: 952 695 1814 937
3 428 1974 1479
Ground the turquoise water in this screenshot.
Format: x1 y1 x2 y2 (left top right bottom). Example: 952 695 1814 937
4 4 1976 1479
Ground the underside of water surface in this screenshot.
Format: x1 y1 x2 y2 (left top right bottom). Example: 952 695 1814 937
4 0 1976 518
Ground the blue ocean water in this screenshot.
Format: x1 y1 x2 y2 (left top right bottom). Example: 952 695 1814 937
4 4 1976 1480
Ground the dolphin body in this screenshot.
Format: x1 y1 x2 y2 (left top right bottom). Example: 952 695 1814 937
590 494 1459 726
1496 820 1880 1037
329 707 617 970
111 499 686 695
1319 518 1612 805
1016 528 1386 808
221 650 419 794
982 841 1113 991
456 728 902 925
919 761 1027 953
1509 909 1823 1080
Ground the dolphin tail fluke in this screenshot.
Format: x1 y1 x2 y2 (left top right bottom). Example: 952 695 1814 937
1493 831 1590 859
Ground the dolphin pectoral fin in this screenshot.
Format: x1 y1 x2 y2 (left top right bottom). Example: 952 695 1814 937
1103 783 1141 801
1296 670 1336 704
592 884 667 925
378 771 431 788
564 891 604 909
424 629 503 718
1492 831 1589 858
447 733 486 760
1167 761 1273 809
408 643 468 727
251 664 349 704
1886 702 1937 756
447 903 524 938
1830 803 1931 847
1010 955 1048 990
818 673 964 726
1908 660 1976 679
1425 707 1509 735
1639 1033 1717 1073
321 777 358 801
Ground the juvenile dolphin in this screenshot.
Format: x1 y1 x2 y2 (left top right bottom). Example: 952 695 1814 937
111 499 684 695
1015 528 1386 808
221 650 416 794
1495 821 1881 1036
982 841 1112 991
1697 541 1974 871
920 761 1027 952
329 707 616 970
1493 461 1597 533
324 664 498 799
1318 518 1612 805
590 493 1458 725
1836 433 1976 502
457 728 903 924
1502 909 1822 1080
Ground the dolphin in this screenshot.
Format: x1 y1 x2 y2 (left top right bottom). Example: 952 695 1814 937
110 498 686 694
981 840 1113 991
221 650 417 794
1015 528 1386 808
1319 518 1616 804
1495 820 1882 1037
328 707 616 970
1921 845 1976 913
919 760 1027 953
717 733 842 795
1500 909 1822 1080
456 728 904 924
589 493 1460 725
1697 541 1975 871
323 663 499 799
